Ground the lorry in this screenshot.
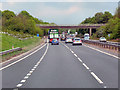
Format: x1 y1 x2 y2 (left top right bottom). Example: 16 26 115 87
48 29 59 43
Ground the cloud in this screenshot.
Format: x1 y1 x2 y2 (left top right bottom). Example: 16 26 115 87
34 5 80 19
1 0 119 2
0 3 2 10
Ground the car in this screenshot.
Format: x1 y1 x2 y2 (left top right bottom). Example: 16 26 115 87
51 39 59 45
61 36 66 41
99 37 106 42
73 38 82 45
65 38 73 43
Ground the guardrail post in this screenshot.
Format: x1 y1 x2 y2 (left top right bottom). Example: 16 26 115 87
89 28 92 36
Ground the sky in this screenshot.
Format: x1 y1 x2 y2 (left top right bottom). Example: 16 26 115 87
0 0 119 25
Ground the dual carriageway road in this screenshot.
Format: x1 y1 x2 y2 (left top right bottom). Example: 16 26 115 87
1 40 118 88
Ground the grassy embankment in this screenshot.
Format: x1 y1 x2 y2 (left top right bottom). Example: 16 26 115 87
1 33 42 61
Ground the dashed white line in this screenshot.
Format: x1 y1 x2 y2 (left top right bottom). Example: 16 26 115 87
20 80 26 83
31 69 35 71
91 72 103 84
74 54 77 57
83 63 89 70
27 73 31 76
71 51 74 53
33 67 37 69
16 84 23 87
0 43 47 71
24 76 29 79
29 71 33 73
16 43 49 88
62 42 105 87
77 58 83 62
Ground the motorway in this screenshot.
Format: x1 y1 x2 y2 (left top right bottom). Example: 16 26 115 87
1 41 118 88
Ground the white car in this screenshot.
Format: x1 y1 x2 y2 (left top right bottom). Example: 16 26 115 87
73 38 82 45
65 38 73 43
99 37 106 42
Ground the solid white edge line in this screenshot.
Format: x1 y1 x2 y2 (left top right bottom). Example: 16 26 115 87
0 43 47 71
83 44 119 59
91 72 103 84
1 43 44 64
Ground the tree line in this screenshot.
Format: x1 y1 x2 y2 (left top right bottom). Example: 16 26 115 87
78 7 120 40
0 10 52 37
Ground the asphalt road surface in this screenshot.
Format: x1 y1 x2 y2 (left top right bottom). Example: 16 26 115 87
1 41 118 88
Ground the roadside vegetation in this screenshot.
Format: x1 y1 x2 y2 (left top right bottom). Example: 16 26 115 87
0 10 53 60
1 33 44 61
1 10 50 37
78 7 120 41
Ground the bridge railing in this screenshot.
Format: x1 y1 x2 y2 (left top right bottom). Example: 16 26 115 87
37 24 105 26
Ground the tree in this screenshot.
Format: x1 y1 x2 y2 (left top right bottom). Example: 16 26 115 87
102 11 113 23
2 10 16 19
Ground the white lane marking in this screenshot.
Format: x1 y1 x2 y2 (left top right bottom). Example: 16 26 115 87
62 42 105 86
1 43 44 64
24 76 29 79
20 80 26 83
16 84 23 87
74 54 77 57
0 44 47 71
33 67 37 69
71 51 74 53
83 44 119 59
16 43 49 88
31 69 35 71
83 63 89 70
35 65 38 67
27 73 31 76
91 72 103 84
104 86 107 88
77 58 83 62
29 71 33 73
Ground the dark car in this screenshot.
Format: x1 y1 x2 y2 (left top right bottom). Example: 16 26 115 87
51 39 59 45
61 36 66 41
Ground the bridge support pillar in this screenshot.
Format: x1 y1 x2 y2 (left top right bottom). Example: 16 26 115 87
89 28 92 36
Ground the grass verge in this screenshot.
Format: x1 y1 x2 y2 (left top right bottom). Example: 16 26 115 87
1 33 43 61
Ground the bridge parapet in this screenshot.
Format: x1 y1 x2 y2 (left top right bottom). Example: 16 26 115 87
37 24 105 27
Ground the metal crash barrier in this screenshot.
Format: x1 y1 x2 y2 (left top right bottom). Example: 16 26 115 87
0 47 22 55
82 40 120 52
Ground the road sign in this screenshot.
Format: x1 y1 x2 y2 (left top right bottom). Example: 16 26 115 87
108 34 110 37
37 34 39 37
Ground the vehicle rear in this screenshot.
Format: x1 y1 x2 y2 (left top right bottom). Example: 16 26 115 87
51 39 59 45
73 38 82 45
49 29 59 43
99 37 106 42
61 35 66 41
65 38 73 43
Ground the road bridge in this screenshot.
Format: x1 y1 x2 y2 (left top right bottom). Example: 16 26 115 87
36 24 105 36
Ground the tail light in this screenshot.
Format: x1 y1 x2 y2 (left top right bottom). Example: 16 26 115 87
73 40 75 42
80 40 82 42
